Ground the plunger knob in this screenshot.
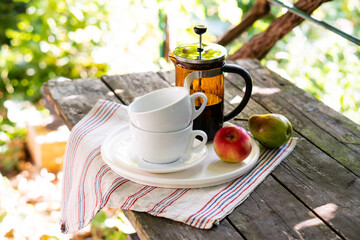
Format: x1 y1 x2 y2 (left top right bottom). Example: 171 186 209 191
194 25 207 35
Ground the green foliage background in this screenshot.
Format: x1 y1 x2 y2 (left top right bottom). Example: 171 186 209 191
0 0 359 171
0 0 358 237
0 0 108 104
0 0 108 172
262 1 360 124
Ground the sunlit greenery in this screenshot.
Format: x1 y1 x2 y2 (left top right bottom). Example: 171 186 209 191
0 0 108 172
0 0 359 238
1 0 108 103
1 0 359 170
263 0 360 124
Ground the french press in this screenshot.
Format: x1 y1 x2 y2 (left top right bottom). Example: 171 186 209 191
169 25 253 141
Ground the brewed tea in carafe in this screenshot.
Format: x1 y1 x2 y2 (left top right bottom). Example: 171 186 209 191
169 25 253 141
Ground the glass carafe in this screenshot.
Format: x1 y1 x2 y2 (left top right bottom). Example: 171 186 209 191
169 26 253 140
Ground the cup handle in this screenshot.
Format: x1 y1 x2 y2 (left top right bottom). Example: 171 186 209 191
190 92 207 121
187 130 208 153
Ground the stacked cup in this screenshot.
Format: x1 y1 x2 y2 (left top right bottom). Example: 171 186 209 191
128 87 208 164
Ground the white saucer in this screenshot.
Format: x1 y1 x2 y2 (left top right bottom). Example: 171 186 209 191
101 125 260 188
101 125 208 173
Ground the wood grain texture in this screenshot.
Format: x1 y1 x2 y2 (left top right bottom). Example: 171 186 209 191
228 176 340 240
103 69 342 239
124 211 244 240
42 59 360 239
229 59 360 176
42 76 242 239
153 63 360 239
42 78 119 129
86 72 245 239
101 72 170 105
222 60 360 239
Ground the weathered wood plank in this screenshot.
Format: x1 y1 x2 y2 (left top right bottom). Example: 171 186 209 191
124 211 244 240
221 67 360 239
234 58 360 148
43 75 243 239
272 140 360 240
42 78 119 129
163 68 358 239
228 176 340 240
103 70 341 239
101 72 170 105
43 59 360 239
224 59 360 177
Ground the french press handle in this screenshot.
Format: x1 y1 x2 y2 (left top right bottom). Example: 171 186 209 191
222 63 253 121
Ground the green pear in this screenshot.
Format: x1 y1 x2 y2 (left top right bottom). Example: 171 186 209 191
248 114 293 148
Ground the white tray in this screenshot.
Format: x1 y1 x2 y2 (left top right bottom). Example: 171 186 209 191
101 125 260 188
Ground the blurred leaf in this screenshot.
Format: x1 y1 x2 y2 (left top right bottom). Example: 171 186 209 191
5 229 14 238
92 210 107 227
0 211 7 223
263 0 360 124
40 235 59 240
0 0 109 170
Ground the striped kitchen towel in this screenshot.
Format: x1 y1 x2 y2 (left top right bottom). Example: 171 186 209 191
60 100 297 234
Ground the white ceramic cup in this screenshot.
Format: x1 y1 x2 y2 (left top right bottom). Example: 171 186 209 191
130 122 208 164
128 87 207 132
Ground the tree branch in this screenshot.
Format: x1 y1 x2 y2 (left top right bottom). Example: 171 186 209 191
163 14 170 61
215 0 270 46
228 0 332 60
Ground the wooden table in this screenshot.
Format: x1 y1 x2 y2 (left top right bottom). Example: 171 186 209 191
43 59 360 240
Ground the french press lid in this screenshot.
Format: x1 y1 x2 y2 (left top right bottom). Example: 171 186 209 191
173 25 227 64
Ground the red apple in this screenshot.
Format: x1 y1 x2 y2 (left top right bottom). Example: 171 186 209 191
213 125 253 163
